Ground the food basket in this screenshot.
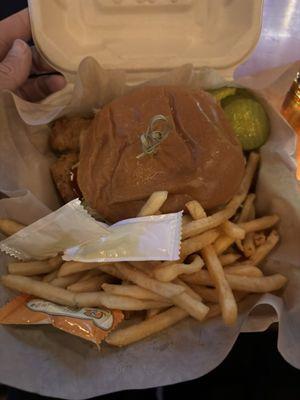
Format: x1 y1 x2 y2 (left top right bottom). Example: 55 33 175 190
1 1 299 399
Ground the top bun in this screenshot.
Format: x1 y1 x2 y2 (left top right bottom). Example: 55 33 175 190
78 86 245 222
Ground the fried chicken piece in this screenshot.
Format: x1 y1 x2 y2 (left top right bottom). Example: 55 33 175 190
49 117 91 153
50 153 80 202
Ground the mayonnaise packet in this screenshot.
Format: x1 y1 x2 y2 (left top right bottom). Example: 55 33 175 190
0 199 182 262
0 295 123 346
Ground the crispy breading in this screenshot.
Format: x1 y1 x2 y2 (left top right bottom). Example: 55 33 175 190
49 117 91 153
50 153 79 202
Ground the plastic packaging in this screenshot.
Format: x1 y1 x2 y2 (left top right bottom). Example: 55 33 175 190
0 295 123 346
0 199 182 262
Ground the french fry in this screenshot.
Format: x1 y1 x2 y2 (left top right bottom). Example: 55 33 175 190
42 269 58 283
237 194 256 223
190 285 248 304
248 204 256 221
234 152 260 203
106 306 188 346
222 153 259 219
213 235 235 255
116 266 208 320
172 291 209 321
174 278 202 300
182 215 193 225
185 200 207 220
47 255 63 269
183 153 259 240
107 300 222 347
68 274 114 293
146 308 164 319
201 245 237 325
97 264 125 280
8 260 59 276
122 280 132 285
75 292 170 310
1 275 76 306
218 253 241 266
0 273 167 311
224 264 263 277
102 283 171 303
123 311 137 320
240 215 279 233
0 219 25 236
137 191 168 217
235 199 256 254
243 232 256 258
254 232 267 247
235 241 244 253
182 209 234 239
183 272 287 293
225 273 287 293
182 265 263 286
58 261 101 277
114 263 185 298
190 286 220 303
181 229 220 259
205 303 222 319
250 230 279 264
222 221 246 240
51 272 84 288
129 261 154 277
154 274 208 321
31 275 43 281
153 255 204 282
77 269 103 282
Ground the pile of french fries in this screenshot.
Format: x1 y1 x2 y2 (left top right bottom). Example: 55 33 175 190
0 152 287 347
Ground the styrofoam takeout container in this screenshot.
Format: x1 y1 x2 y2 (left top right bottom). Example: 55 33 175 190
28 0 263 82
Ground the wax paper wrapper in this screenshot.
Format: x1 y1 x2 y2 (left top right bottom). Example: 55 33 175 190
0 198 182 262
0 59 300 399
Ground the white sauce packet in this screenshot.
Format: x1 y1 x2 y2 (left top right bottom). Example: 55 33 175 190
0 199 182 262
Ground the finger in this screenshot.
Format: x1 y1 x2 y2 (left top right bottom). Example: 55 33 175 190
31 46 57 74
18 74 67 102
0 9 31 60
0 39 32 91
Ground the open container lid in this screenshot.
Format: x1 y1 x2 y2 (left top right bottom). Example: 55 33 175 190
29 0 263 81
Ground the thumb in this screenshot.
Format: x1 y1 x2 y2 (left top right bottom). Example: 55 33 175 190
0 39 32 91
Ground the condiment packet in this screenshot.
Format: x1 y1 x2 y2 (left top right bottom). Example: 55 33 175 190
0 295 123 346
64 211 182 262
0 199 182 262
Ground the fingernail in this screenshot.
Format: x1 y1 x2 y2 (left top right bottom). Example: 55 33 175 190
45 74 67 92
10 39 28 56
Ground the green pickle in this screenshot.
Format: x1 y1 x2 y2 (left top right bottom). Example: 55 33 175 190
220 90 255 108
209 87 237 102
223 98 270 151
209 86 270 150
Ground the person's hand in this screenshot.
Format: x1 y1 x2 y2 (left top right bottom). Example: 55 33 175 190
0 8 66 102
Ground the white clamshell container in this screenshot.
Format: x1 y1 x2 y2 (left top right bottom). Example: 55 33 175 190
28 0 263 81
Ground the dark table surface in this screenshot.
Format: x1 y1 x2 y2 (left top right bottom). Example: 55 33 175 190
1 1 300 399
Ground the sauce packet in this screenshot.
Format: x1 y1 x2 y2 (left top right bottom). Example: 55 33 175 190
0 295 123 346
0 199 182 262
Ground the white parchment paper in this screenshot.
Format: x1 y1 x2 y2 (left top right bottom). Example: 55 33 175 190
0 59 300 399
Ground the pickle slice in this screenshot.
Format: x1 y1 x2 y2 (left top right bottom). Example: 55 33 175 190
209 87 237 102
224 98 270 151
